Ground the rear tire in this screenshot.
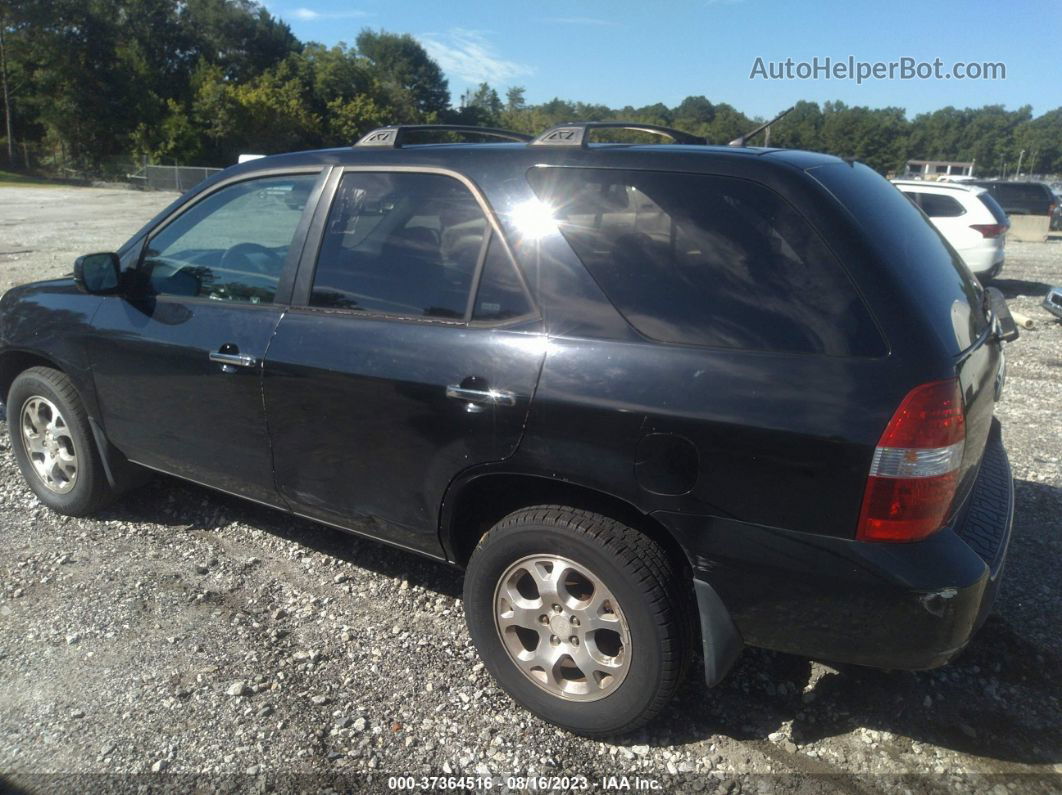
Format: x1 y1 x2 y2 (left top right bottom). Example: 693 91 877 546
8 367 117 516
463 505 692 736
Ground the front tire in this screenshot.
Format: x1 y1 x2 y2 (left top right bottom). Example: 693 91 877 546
463 506 693 736
8 366 116 516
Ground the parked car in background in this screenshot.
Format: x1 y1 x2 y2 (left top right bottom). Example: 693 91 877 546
0 123 1017 735
969 180 1056 217
892 180 1009 280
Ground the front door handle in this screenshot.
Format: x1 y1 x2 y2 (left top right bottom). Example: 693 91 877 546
209 349 257 373
446 384 517 411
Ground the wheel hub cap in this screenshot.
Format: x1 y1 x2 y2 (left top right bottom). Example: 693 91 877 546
493 554 631 702
20 396 78 495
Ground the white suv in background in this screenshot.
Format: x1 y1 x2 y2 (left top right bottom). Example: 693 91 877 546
891 180 1010 280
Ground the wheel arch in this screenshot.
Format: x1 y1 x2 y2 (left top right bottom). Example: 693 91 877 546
441 471 695 578
0 350 67 404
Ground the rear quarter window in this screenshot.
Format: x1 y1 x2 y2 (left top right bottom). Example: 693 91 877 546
526 167 884 357
976 192 1010 225
811 162 987 354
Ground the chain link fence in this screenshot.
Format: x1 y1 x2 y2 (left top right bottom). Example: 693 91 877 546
128 165 223 192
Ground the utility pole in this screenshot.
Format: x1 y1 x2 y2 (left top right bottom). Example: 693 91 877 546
1015 149 1025 179
0 12 14 165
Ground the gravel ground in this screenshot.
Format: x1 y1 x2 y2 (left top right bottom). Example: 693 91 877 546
0 187 1060 792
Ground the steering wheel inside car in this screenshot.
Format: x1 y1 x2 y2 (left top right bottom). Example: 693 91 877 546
219 242 284 275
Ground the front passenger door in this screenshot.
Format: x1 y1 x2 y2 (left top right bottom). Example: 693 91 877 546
90 171 324 504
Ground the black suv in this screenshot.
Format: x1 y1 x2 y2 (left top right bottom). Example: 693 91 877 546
0 123 1016 736
969 179 1057 217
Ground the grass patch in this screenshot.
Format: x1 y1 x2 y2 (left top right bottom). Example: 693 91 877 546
0 170 65 187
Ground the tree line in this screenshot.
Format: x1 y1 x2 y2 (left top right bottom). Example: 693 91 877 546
2 0 1060 179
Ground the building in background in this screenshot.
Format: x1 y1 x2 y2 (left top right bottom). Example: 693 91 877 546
905 159 975 180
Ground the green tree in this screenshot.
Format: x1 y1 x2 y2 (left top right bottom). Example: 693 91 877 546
505 86 526 111
355 29 449 117
460 82 503 125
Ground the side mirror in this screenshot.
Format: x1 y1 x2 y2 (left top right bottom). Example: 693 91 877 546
74 252 121 295
984 286 1020 342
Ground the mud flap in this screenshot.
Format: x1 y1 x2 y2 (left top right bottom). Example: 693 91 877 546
694 578 744 686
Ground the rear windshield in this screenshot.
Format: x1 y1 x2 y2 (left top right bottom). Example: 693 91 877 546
809 162 988 354
976 192 1010 225
527 167 884 356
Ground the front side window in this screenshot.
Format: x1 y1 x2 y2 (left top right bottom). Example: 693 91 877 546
527 167 883 356
142 174 317 303
311 172 488 319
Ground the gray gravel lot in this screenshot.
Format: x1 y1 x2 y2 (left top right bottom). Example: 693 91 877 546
0 186 1060 791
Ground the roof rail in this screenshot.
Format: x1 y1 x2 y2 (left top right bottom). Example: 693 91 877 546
530 122 706 147
354 125 532 148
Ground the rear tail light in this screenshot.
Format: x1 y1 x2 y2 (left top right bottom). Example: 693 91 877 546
857 380 965 542
970 223 1007 238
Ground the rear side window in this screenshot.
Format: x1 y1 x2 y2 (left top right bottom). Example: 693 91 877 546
910 192 966 218
527 167 883 356
311 172 487 319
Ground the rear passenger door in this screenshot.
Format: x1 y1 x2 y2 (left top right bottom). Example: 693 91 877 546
262 169 544 555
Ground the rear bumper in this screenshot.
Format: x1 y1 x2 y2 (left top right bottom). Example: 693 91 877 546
962 242 1005 277
665 422 1014 672
977 253 1005 280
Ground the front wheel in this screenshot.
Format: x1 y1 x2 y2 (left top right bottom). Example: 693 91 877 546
463 506 693 736
8 366 117 516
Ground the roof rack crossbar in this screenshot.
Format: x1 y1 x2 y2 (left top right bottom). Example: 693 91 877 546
530 121 707 147
354 125 532 148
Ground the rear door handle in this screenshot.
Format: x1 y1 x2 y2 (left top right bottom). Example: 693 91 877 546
446 385 517 408
209 350 257 373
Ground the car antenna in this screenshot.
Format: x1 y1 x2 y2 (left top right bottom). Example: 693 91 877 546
728 106 794 148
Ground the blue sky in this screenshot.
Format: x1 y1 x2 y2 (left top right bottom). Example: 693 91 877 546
267 0 1061 120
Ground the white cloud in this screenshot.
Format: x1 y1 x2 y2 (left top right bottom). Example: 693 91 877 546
291 7 370 21
418 28 534 86
540 17 620 27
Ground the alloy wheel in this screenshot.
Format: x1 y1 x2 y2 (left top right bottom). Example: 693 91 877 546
493 554 631 701
20 396 79 494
